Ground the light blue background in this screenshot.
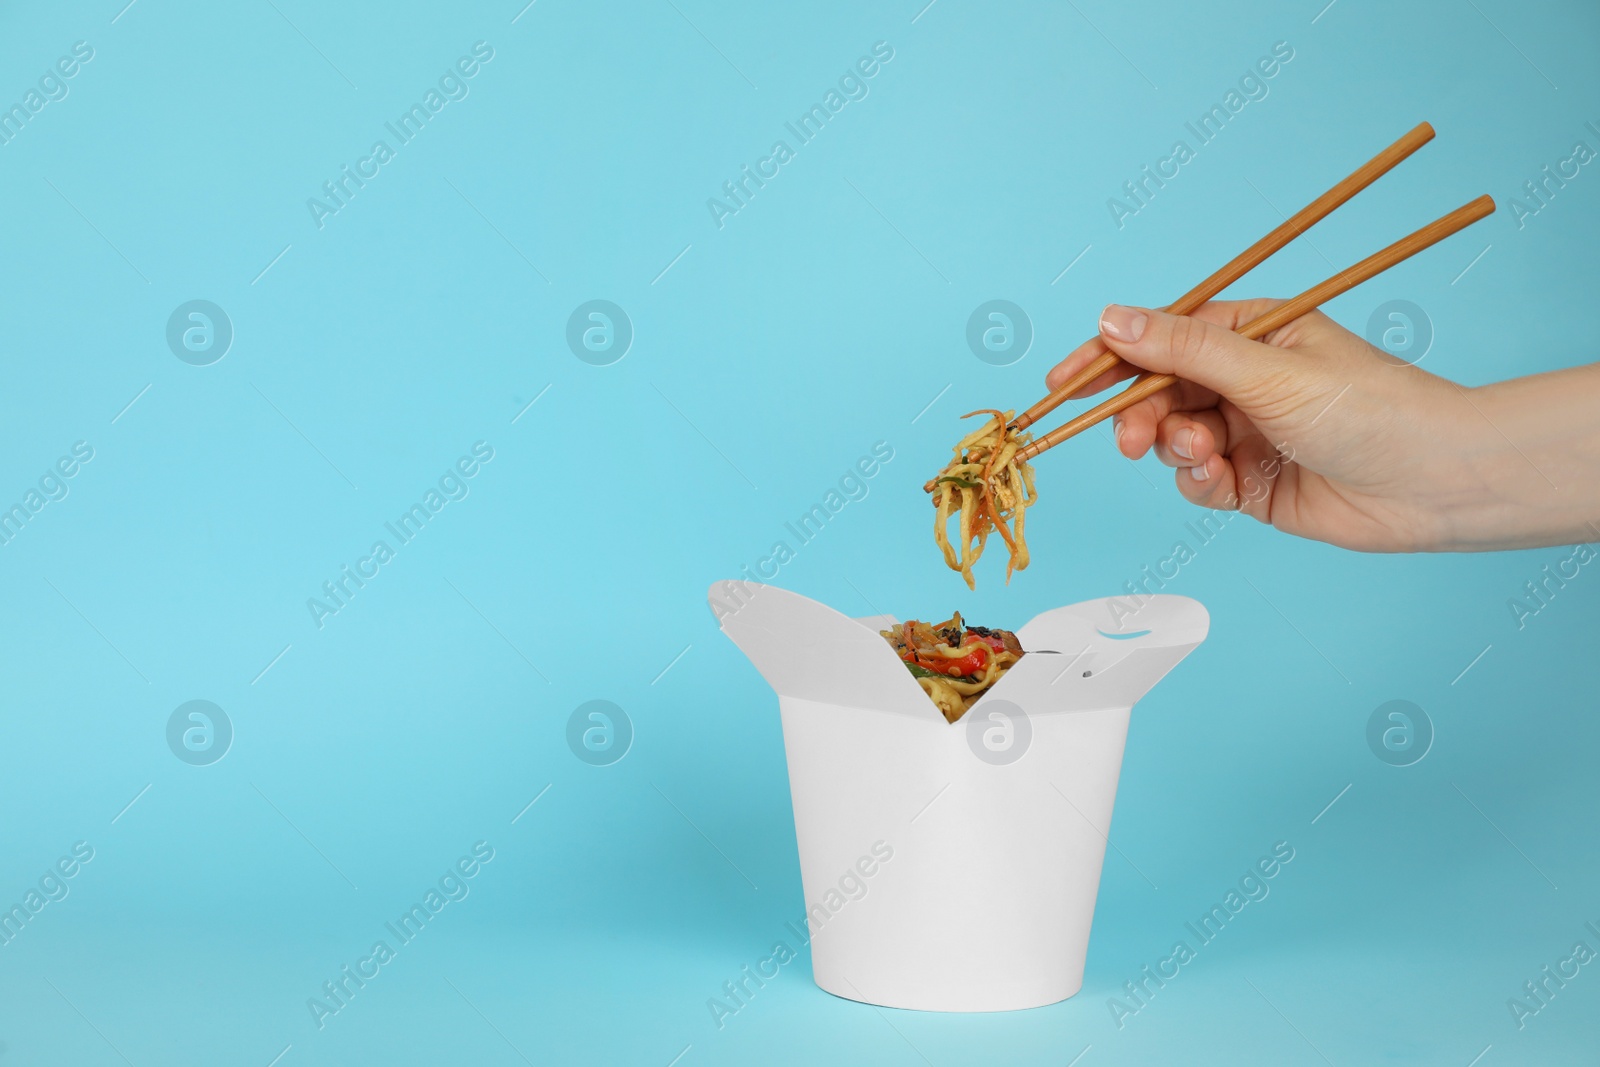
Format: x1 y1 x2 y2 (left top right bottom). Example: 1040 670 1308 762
1 1 1596 1064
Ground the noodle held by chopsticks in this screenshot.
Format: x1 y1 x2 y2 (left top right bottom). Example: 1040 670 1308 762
926 409 1037 590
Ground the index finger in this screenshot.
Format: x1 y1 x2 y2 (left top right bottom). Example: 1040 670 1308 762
1183 296 1288 333
1043 297 1289 398
1043 335 1139 397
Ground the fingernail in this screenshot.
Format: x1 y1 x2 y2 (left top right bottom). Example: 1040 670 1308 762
1113 419 1125 440
1100 304 1148 343
1191 462 1210 482
1172 427 1195 460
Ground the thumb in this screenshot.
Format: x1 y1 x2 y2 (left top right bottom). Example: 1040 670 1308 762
1097 303 1288 404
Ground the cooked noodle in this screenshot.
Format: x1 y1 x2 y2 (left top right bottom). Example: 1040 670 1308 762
926 409 1037 590
880 611 1025 723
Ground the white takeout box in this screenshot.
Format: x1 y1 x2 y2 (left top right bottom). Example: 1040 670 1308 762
712 581 1209 1012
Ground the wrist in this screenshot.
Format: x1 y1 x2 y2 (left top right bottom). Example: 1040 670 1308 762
1434 372 1600 550
1360 371 1496 552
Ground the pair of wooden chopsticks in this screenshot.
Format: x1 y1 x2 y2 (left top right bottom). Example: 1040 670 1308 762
1012 122 1494 462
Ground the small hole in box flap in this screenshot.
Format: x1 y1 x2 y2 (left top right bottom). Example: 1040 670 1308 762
1016 648 1098 681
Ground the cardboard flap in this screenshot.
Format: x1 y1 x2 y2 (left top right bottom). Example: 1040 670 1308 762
1009 594 1209 708
710 582 936 720
713 583 1208 721
1018 593 1208 651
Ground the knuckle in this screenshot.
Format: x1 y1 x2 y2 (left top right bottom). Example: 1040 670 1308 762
1251 297 1288 319
1164 315 1200 367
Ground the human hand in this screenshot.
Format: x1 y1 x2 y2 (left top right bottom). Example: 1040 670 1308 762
1043 300 1575 552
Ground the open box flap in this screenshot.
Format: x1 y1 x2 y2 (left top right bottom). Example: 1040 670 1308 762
992 594 1210 711
711 581 937 720
711 582 1208 720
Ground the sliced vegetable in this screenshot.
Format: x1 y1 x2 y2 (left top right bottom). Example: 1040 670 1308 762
881 614 1026 722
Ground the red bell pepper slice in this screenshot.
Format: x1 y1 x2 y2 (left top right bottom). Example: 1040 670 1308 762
904 638 989 677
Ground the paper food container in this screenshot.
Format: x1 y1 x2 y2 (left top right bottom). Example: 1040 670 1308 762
711 581 1209 1012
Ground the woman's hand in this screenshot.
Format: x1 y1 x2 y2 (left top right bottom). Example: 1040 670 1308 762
1044 300 1598 552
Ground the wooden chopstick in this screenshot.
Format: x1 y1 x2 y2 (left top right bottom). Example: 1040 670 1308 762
1013 194 1495 462
1013 121 1437 432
